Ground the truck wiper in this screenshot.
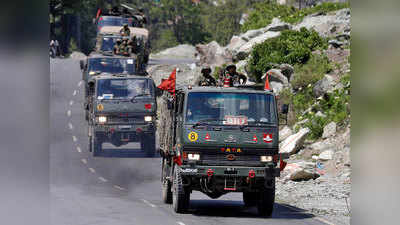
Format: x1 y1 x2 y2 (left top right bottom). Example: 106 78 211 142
192 119 226 128
130 93 152 102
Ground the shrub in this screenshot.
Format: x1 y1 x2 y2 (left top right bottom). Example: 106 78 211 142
248 28 327 82
242 2 350 32
291 54 333 90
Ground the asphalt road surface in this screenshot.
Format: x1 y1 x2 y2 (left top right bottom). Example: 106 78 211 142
50 58 331 225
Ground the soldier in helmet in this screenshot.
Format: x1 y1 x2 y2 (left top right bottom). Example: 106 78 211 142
113 39 122 55
120 23 131 37
119 38 131 56
219 64 247 87
196 67 216 87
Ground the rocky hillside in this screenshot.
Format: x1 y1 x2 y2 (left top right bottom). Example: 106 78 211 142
149 6 350 225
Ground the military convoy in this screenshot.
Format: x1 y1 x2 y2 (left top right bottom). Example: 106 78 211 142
158 86 289 216
78 2 291 216
79 4 155 157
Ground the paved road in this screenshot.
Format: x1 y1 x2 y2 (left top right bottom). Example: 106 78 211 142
50 58 330 225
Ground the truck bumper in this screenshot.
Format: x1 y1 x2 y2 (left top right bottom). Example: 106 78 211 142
94 123 155 142
179 165 280 178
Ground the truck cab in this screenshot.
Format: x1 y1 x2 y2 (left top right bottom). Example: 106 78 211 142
88 74 157 157
159 86 289 216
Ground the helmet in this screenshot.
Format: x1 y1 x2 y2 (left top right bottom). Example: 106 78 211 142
123 23 129 27
226 64 236 71
201 66 211 74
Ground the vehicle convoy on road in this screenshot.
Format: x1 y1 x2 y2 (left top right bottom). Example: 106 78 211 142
159 85 289 216
87 74 158 157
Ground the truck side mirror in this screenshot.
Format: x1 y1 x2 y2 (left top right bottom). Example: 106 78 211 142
80 60 85 71
281 104 289 114
155 88 163 98
167 99 174 110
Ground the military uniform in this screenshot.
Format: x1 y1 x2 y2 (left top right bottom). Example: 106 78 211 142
120 25 130 37
196 67 216 87
219 65 247 87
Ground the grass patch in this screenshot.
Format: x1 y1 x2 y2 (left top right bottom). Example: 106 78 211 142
248 28 328 82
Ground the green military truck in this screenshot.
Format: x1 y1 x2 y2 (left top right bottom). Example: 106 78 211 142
159 86 289 216
80 54 146 121
87 74 158 157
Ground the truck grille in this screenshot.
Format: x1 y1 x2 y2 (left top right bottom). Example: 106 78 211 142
202 154 260 162
107 116 144 124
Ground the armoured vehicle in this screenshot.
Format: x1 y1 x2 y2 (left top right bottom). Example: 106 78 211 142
159 86 289 216
88 74 158 157
80 53 146 121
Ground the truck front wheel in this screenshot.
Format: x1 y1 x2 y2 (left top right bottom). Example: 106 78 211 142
162 159 172 204
92 137 102 157
172 168 190 213
256 179 275 217
141 133 156 157
243 192 258 207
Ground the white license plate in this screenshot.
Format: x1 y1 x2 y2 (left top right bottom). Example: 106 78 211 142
119 125 132 129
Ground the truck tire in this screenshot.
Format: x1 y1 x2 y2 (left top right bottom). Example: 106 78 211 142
92 137 102 157
142 133 156 157
243 192 258 207
256 179 275 217
161 160 172 204
172 168 190 213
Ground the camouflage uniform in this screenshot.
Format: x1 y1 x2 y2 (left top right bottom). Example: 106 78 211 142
196 67 216 86
120 24 130 37
113 39 122 55
219 65 247 87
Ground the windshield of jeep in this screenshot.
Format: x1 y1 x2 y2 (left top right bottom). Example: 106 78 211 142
97 16 138 28
100 37 119 52
97 78 154 100
88 58 136 75
186 92 276 125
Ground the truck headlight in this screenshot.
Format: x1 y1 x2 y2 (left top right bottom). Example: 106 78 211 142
188 153 200 161
260 156 273 162
97 116 107 123
144 116 152 122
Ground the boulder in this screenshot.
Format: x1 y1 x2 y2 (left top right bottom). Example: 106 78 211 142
315 111 326 118
196 41 232 67
309 140 335 152
270 82 284 95
266 18 292 32
237 31 281 55
313 74 335 97
280 128 310 154
284 162 319 181
279 64 294 81
226 35 247 53
266 69 289 85
318 150 334 161
322 122 337 139
279 126 293 142
241 28 264 41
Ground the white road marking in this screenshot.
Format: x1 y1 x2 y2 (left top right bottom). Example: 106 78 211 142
98 177 108 182
76 146 82 153
315 217 336 225
141 199 157 208
113 185 126 191
177 222 186 225
69 100 74 106
78 81 83 87
73 90 77 96
72 136 77 142
68 122 74 130
81 159 88 164
89 168 96 173
67 110 71 117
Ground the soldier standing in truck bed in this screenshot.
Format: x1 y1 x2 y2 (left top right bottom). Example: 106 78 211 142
120 24 131 37
196 67 216 87
219 64 247 87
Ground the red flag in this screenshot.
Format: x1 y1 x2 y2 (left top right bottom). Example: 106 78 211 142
158 68 176 96
96 9 102 20
264 72 271 91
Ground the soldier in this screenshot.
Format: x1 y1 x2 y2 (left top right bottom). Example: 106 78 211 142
220 64 247 87
120 24 131 37
113 39 122 55
128 36 138 54
196 67 216 87
119 38 130 56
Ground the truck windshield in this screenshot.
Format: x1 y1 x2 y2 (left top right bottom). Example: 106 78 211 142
186 92 276 125
98 16 135 28
97 78 153 100
88 58 136 75
100 37 119 52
